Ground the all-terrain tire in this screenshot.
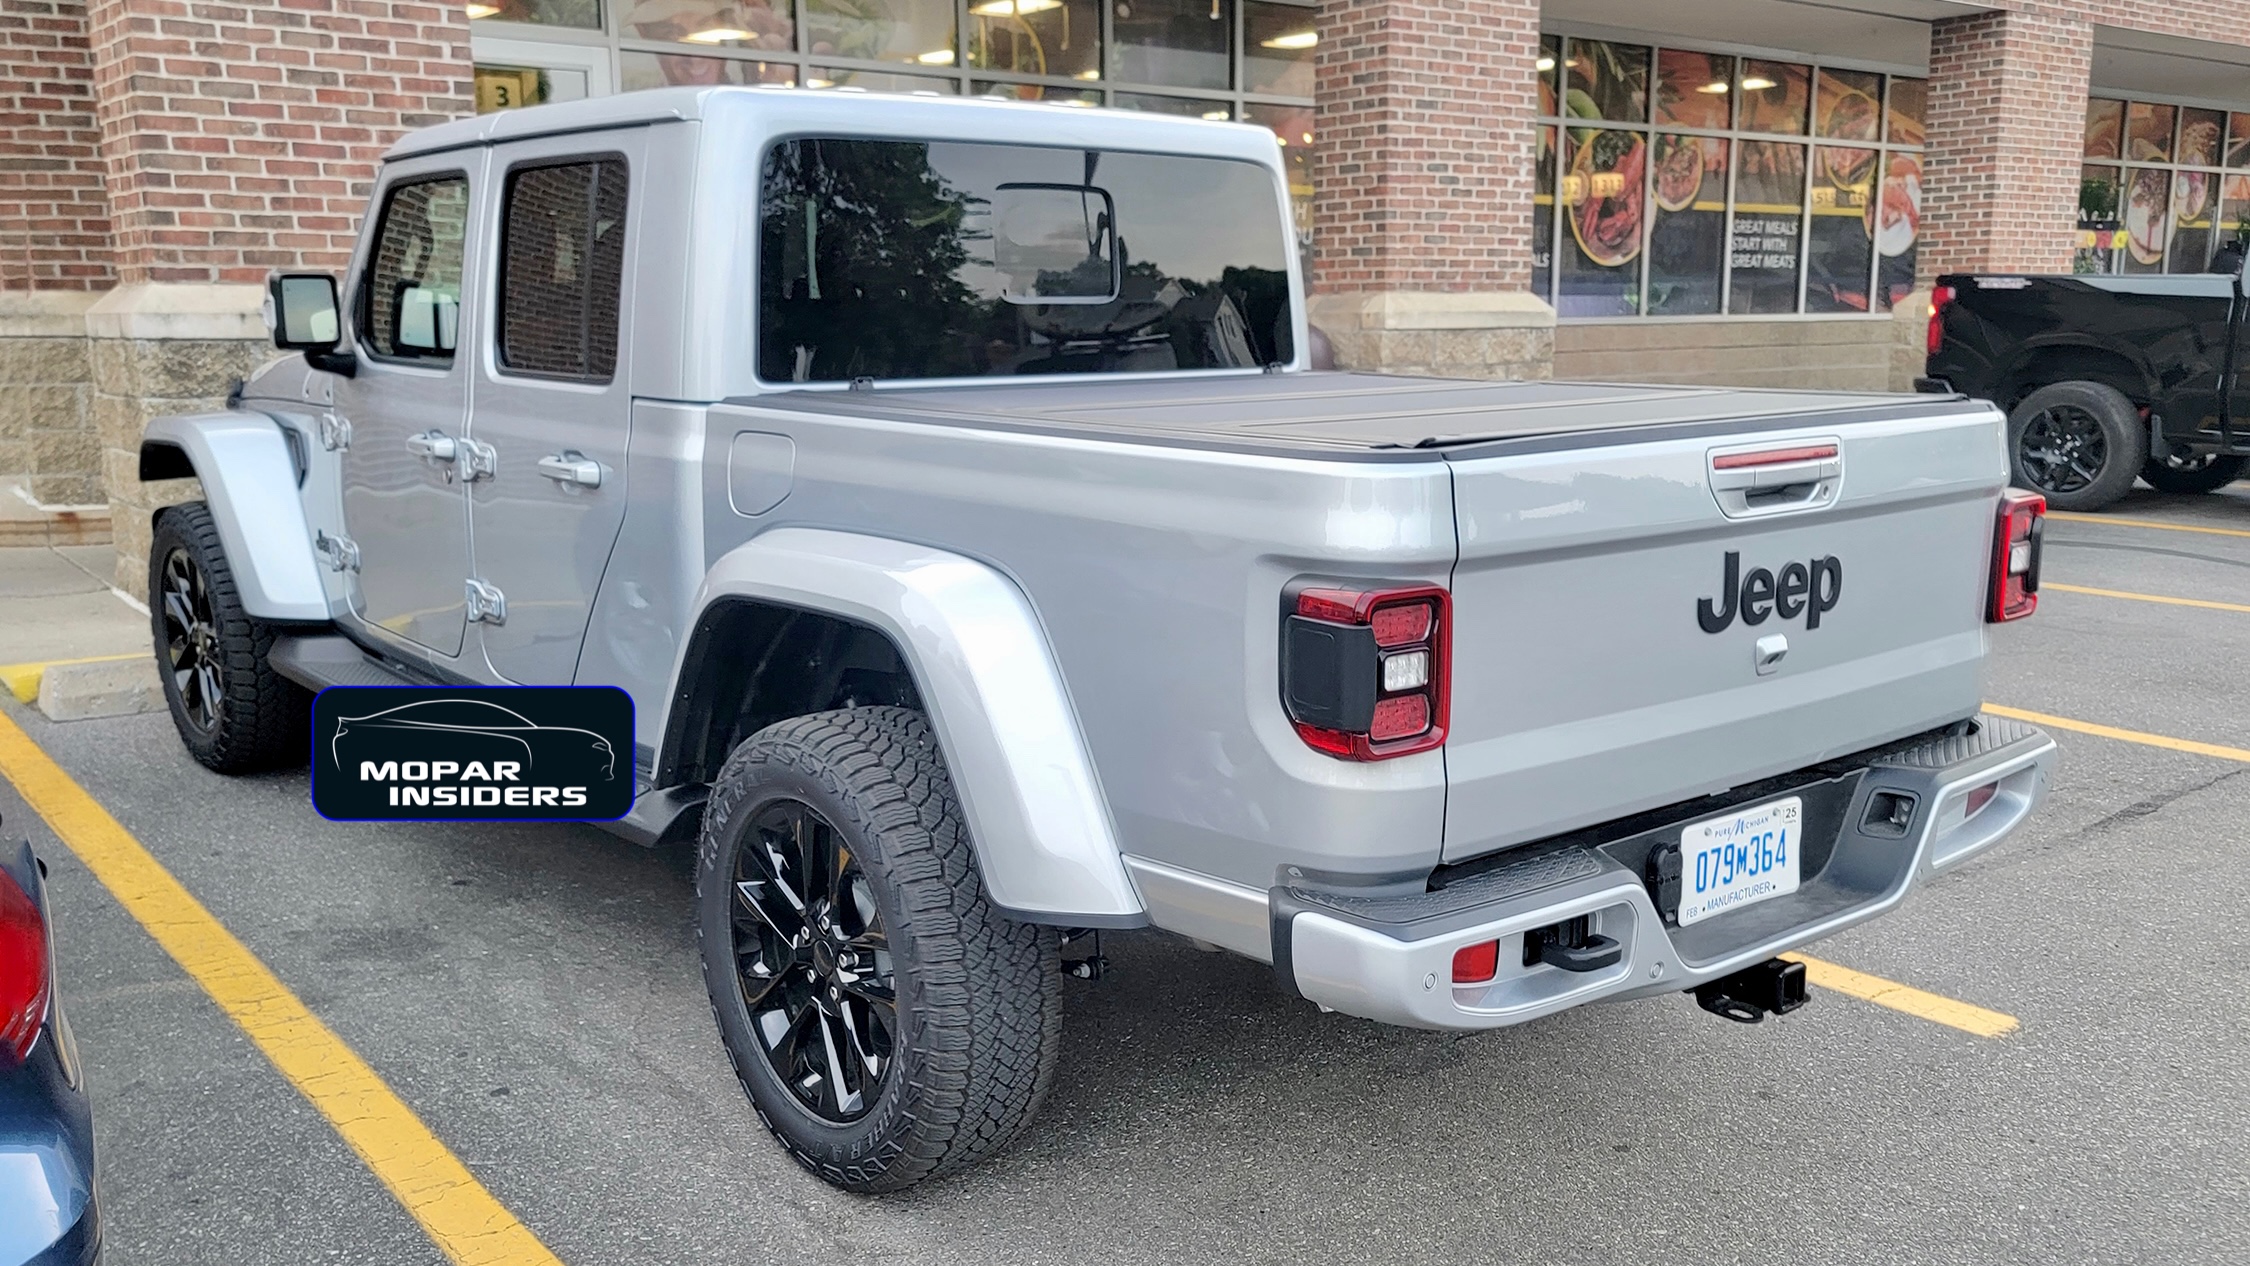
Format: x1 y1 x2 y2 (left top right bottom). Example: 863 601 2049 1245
2006 381 2148 512
696 706 1060 1193
148 502 311 773
2139 452 2248 496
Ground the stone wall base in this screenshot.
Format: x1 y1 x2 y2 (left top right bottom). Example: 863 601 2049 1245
1 291 103 509
85 284 269 597
1307 291 1556 380
1554 316 1917 393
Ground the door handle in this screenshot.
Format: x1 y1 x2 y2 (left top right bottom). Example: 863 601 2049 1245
536 451 602 488
405 430 457 463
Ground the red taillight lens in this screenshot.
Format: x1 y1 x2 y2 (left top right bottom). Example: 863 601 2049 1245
1452 939 1499 984
1964 781 1999 818
1927 283 1955 358
1280 581 1450 761
0 865 49 1062
1988 488 2045 623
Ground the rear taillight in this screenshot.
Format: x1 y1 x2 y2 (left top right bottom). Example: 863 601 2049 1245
1989 488 2045 623
1452 940 1499 984
1280 580 1450 760
1926 283 1955 358
0 864 49 1062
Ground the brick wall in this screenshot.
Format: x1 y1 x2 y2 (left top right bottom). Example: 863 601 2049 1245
0 0 113 288
1312 0 1541 294
1920 8 2094 278
81 0 473 285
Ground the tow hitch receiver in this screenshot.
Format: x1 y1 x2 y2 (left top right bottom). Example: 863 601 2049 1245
1694 957 1809 1024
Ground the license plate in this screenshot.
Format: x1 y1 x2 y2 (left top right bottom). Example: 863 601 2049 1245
1677 795 1802 927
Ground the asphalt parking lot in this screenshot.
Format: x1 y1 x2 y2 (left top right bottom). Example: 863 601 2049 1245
5 485 2250 1266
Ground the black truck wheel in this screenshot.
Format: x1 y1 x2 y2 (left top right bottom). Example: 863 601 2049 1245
696 706 1060 1193
2140 451 2248 495
2007 381 2148 512
149 503 311 773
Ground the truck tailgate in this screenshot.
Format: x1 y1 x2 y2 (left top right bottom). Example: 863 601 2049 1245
1440 404 2005 862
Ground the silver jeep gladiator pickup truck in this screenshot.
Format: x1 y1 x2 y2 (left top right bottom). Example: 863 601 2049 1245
137 87 2056 1192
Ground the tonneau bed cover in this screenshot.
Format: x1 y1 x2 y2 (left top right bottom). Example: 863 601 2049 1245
750 372 1972 459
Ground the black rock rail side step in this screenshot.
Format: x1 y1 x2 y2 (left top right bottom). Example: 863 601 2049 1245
267 634 436 691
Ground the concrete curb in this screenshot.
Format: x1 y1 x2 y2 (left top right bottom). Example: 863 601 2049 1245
33 655 163 721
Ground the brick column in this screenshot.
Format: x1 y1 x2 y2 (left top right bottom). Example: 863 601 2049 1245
79 0 471 593
1309 0 1552 380
1 0 113 534
1920 9 2093 279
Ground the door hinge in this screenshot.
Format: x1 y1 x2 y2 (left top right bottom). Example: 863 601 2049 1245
318 412 351 451
458 438 498 483
464 577 507 625
314 530 359 573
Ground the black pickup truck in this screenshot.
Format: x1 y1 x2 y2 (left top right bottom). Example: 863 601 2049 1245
1923 264 2250 511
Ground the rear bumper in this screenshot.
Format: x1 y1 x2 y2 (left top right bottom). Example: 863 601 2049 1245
1273 713 2054 1031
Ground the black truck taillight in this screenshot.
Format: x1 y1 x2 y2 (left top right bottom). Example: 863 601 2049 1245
1280 581 1449 760
1988 488 2045 623
1926 283 1955 358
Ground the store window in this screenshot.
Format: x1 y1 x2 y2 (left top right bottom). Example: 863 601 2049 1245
2079 97 2248 275
1537 35 1923 319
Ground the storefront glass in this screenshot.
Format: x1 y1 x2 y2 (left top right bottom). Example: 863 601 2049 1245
1538 35 1922 320
2082 97 2248 275
967 0 1099 81
472 0 601 29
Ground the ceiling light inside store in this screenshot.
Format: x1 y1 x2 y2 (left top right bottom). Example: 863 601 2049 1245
970 0 1062 14
917 48 956 64
465 2 501 15
806 77 834 88
1741 76 1776 90
682 27 750 43
1201 109 1230 120
1696 80 1729 94
1535 55 1555 72
1261 31 1317 50
1073 69 1100 79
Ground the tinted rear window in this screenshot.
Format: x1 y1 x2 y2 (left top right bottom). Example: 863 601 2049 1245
759 138 1294 383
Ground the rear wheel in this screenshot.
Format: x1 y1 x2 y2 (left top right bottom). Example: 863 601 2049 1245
696 706 1060 1192
2007 381 2148 512
149 503 310 773
2139 450 2248 495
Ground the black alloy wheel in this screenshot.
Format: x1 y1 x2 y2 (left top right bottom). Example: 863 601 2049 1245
159 546 223 734
728 798 897 1123
2006 381 2147 512
2140 450 2249 495
2017 403 2107 495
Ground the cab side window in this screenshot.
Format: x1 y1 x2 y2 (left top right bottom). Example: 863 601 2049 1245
497 157 629 382
360 174 470 364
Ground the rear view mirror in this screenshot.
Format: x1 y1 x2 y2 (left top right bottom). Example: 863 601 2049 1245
266 273 340 350
991 182 1120 306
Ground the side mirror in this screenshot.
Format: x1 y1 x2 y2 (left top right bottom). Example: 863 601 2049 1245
267 273 340 350
392 283 460 355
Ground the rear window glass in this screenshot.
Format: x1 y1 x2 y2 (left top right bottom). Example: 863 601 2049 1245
759 138 1295 383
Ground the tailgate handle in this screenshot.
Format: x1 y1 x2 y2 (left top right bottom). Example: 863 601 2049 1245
1708 440 1842 518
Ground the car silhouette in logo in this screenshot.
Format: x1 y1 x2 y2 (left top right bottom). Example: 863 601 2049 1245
330 698 617 781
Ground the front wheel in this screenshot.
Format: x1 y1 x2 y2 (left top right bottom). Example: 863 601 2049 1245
149 503 310 772
2006 381 2149 512
2140 451 2248 495
696 707 1060 1193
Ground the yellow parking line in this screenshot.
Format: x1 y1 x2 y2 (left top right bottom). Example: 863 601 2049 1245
2043 582 2250 615
0 654 143 704
1781 953 2018 1039
2047 511 2250 539
0 708 561 1266
1985 703 2250 765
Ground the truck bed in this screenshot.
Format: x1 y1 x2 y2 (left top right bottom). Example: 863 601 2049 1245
756 372 1964 459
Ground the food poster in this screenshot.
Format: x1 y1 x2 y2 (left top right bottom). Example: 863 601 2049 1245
1738 60 1810 136
2229 113 2250 169
1532 124 1556 300
2127 102 2176 162
1558 40 1651 316
1730 141 1805 314
1807 145 1875 312
1647 136 1727 314
2169 170 2217 272
2085 99 2124 161
1654 49 1732 131
2122 165 2172 273
2078 164 2122 274
1885 78 1926 148
1873 153 1920 310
